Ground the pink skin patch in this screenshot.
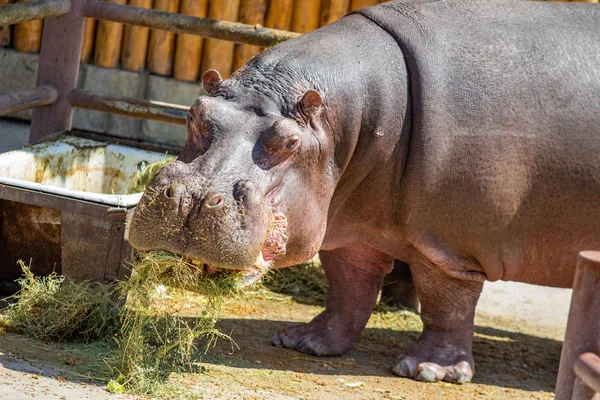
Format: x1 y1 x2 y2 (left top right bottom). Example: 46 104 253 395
191 213 289 287
261 213 288 261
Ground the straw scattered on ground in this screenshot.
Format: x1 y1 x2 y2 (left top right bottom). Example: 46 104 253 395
0 261 119 342
0 252 253 395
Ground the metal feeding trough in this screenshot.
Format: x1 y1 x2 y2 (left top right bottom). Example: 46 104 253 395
0 134 172 290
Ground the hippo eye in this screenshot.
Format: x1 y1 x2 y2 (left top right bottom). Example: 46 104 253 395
285 137 299 150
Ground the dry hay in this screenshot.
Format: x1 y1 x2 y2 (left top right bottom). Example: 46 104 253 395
1 261 119 342
113 251 245 393
0 253 251 395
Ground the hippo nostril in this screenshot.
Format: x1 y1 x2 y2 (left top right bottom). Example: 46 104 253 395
164 182 186 199
204 192 224 210
233 180 255 201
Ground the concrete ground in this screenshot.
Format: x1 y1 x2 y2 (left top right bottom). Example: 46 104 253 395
0 118 573 398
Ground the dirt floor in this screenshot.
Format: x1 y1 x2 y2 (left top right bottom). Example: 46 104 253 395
0 278 570 400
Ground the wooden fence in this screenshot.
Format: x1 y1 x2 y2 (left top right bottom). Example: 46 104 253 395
0 0 598 82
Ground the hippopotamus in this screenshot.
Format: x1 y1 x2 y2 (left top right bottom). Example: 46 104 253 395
129 0 600 383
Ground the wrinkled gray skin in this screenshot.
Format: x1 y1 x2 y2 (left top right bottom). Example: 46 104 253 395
129 0 600 384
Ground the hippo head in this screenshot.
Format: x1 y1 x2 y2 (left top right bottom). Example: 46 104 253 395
128 67 339 278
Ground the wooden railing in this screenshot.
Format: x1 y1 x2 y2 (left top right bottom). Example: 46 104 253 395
556 251 600 400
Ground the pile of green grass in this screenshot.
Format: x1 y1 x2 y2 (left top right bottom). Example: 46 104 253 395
0 252 248 395
262 258 327 305
128 157 175 194
1 261 120 342
114 251 244 393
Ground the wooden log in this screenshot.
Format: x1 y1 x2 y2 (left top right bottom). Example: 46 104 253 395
320 0 350 27
173 0 208 81
292 0 321 33
13 0 43 53
93 0 127 68
349 0 378 11
266 0 294 31
120 0 153 72
147 0 180 76
233 0 267 71
80 18 97 64
0 0 11 48
200 0 240 79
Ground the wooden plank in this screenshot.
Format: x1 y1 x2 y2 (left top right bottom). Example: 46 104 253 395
320 0 350 27
13 0 43 53
93 0 127 68
291 0 321 33
349 0 378 11
266 0 294 31
147 0 180 76
200 0 240 79
173 0 208 81
233 0 267 71
30 0 86 143
80 18 97 63
0 0 12 48
120 0 153 72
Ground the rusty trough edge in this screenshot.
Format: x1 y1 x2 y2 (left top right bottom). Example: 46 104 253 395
0 0 71 26
575 353 600 394
70 89 188 125
0 86 58 116
83 0 300 47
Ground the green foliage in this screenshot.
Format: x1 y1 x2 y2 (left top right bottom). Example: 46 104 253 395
128 157 175 194
1 261 120 342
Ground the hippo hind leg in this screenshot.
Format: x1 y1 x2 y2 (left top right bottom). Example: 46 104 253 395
272 246 393 356
393 254 484 383
381 260 419 311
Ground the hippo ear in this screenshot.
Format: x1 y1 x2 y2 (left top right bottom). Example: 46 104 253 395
202 69 223 95
299 89 323 118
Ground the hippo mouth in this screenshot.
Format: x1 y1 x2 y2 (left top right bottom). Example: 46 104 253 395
196 212 288 287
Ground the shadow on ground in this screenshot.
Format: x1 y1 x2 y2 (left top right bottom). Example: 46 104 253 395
197 317 561 393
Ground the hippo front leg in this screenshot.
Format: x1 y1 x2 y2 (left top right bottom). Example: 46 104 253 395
272 246 393 356
393 256 484 383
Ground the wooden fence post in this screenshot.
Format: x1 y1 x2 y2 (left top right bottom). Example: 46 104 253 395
200 0 240 79
320 0 350 27
233 0 267 72
13 0 43 53
30 0 86 142
147 0 180 76
555 251 600 400
173 0 208 81
93 0 127 68
120 0 153 72
291 0 321 33
80 18 97 63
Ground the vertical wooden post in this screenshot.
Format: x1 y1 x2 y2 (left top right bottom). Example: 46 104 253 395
266 0 294 31
173 0 208 81
233 0 267 71
200 0 240 79
291 0 321 33
349 0 379 11
0 0 11 48
120 0 153 72
147 0 180 76
93 0 127 68
13 0 43 53
320 0 350 27
80 18 97 64
30 0 86 142
555 251 600 400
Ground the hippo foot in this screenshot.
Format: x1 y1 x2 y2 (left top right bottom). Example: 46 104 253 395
271 312 353 356
392 332 474 383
